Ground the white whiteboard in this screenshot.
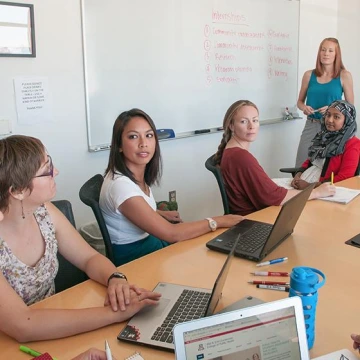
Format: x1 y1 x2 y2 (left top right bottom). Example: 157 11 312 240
81 0 300 149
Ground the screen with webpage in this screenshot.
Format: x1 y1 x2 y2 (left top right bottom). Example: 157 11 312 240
183 307 301 360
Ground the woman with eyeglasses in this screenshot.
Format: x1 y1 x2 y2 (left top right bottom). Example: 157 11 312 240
0 135 160 342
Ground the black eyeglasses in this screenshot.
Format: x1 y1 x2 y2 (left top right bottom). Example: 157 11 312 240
34 155 54 178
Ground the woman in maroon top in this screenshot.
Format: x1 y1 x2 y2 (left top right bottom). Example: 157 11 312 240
291 100 359 190
214 100 335 216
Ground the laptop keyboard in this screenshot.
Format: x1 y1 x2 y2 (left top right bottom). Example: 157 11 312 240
151 289 211 344
226 223 273 253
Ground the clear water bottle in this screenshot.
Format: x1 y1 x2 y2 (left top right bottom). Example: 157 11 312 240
289 266 326 349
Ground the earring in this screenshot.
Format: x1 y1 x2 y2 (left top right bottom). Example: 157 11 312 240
20 199 25 219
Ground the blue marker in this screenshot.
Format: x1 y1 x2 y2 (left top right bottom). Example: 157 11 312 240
256 257 288 267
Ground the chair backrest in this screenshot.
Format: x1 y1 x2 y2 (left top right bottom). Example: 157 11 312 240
280 156 360 178
52 200 88 293
79 174 115 264
205 154 230 215
355 158 360 176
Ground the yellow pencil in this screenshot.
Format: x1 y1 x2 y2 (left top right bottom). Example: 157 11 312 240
331 172 334 185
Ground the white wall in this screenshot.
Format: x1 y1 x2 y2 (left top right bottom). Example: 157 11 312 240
337 0 360 113
0 0 347 228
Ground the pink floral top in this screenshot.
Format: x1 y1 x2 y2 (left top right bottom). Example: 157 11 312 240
0 205 59 305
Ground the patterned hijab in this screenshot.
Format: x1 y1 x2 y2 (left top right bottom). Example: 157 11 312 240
308 100 357 162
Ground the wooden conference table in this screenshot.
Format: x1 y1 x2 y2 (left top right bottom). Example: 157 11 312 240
2 177 360 359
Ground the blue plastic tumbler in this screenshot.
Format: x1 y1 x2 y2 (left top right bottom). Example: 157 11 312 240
289 266 326 349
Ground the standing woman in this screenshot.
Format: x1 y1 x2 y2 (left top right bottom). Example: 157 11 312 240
295 37 354 167
100 108 243 266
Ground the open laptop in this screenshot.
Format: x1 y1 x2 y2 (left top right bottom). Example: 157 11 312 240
118 236 240 351
206 183 316 261
173 296 310 360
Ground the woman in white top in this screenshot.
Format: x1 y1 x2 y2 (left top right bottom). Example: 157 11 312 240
0 135 160 342
100 108 243 266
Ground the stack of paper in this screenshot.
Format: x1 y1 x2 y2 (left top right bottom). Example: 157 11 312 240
318 186 360 204
272 178 293 190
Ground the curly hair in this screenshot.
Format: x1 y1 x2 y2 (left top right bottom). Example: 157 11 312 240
214 100 258 165
0 135 45 213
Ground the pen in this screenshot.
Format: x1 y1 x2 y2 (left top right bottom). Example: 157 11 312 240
251 271 289 276
20 346 42 357
256 257 288 267
19 346 58 360
105 340 112 360
256 284 290 292
331 172 334 185
248 280 289 285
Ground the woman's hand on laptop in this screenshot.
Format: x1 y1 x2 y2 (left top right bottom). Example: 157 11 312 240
214 215 245 229
105 279 142 312
113 289 162 321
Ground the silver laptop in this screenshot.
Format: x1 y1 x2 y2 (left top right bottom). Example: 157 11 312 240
173 296 310 360
206 183 316 261
117 236 240 350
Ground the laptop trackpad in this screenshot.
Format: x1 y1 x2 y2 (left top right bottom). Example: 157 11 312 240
134 297 170 319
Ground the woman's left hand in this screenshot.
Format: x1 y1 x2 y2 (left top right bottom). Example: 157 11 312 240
105 278 142 311
292 179 310 190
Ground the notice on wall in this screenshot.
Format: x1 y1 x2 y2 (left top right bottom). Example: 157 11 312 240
14 77 52 125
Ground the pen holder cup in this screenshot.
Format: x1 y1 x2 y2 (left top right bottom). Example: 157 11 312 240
288 267 325 350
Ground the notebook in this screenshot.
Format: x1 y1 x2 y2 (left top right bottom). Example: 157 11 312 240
318 186 360 204
173 296 310 360
118 236 240 351
206 183 316 261
124 352 145 360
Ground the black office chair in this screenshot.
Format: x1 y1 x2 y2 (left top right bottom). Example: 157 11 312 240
205 154 230 215
79 174 115 264
280 158 360 178
52 200 88 293
279 167 301 178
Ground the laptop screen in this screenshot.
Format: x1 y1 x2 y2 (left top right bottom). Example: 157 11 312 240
181 306 301 360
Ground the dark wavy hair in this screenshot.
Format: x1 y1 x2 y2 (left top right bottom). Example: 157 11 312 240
104 108 162 186
0 135 45 213
214 100 258 165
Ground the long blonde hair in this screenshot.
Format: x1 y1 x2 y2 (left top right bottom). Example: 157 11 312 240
214 100 258 165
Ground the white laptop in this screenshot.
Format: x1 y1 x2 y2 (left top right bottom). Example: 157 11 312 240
173 296 310 360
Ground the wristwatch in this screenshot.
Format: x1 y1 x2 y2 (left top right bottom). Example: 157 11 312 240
206 217 217 232
107 272 128 285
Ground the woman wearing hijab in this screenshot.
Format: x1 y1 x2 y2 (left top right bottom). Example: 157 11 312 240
292 100 360 190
